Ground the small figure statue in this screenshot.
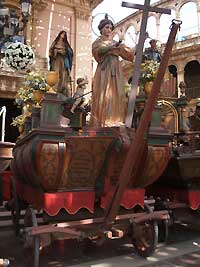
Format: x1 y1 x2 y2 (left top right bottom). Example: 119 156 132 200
179 81 186 97
71 77 88 114
49 31 73 97
143 39 161 63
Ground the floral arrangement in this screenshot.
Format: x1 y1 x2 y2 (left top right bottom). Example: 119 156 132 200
15 71 47 106
11 114 26 127
4 42 35 71
139 60 159 85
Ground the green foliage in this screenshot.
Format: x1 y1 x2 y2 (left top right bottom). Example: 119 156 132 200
15 71 47 106
11 114 26 127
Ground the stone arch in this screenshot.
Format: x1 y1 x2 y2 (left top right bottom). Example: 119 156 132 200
123 21 137 34
161 65 178 97
179 1 198 39
178 0 198 10
168 64 177 78
124 24 136 47
113 33 119 42
115 21 136 40
184 60 200 98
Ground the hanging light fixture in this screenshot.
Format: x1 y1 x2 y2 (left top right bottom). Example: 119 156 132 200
20 0 32 21
0 0 32 49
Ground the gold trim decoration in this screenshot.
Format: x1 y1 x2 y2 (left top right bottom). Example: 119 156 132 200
161 100 179 133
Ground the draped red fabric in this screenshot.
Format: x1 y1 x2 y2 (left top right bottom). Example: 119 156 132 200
101 187 145 210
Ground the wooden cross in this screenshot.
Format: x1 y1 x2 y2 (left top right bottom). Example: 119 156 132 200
105 20 181 223
122 0 171 127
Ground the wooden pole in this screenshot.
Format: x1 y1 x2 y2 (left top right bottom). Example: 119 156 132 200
105 20 181 223
122 0 171 127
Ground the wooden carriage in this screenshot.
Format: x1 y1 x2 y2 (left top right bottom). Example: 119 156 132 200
8 124 171 266
0 19 183 267
143 96 200 243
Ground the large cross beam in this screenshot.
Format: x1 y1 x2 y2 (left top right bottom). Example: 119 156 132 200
122 0 171 127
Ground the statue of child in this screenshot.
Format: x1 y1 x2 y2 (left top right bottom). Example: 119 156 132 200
71 77 88 114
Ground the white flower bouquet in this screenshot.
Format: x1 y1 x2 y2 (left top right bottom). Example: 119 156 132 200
4 42 35 71
140 60 159 85
25 71 47 91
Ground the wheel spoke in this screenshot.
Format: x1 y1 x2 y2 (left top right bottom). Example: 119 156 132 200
130 204 158 257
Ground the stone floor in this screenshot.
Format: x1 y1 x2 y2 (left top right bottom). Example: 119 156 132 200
1 207 200 267
0 223 200 267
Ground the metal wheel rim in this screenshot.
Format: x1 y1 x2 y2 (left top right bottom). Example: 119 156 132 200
131 203 158 257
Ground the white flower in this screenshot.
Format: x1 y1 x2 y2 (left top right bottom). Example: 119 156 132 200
4 42 35 71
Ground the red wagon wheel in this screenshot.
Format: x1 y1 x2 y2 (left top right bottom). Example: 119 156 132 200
24 207 40 267
130 203 158 257
10 176 21 236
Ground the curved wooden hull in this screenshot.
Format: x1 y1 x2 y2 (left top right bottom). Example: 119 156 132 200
11 128 171 193
146 152 200 210
154 153 200 188
0 142 14 172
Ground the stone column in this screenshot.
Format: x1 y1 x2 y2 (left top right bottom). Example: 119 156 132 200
197 4 200 35
31 1 47 50
175 10 181 41
156 17 160 42
25 17 32 46
30 9 39 51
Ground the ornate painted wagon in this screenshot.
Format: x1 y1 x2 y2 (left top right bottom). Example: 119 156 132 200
146 130 200 241
6 16 181 267
10 125 171 267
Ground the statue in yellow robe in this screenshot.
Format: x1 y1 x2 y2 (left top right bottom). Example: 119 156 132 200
91 15 134 127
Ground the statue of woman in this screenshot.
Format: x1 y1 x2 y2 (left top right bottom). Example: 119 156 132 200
91 15 134 127
49 31 73 96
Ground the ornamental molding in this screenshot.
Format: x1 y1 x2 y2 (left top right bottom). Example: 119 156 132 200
33 0 48 11
30 0 103 15
1 0 20 9
75 7 91 20
89 0 103 9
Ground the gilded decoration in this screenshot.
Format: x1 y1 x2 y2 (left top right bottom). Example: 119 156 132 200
139 146 171 187
65 138 112 189
39 143 60 190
